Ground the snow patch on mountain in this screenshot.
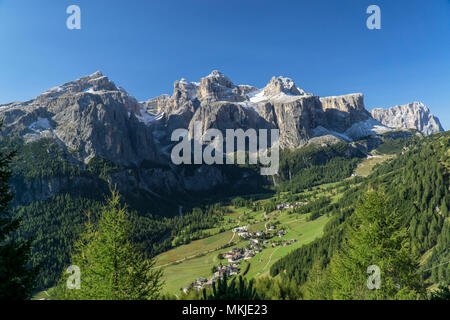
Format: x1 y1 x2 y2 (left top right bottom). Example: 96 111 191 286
312 126 352 142
248 89 312 104
247 90 267 103
23 117 54 144
135 105 164 125
40 71 118 99
344 118 392 140
0 104 15 112
29 117 52 131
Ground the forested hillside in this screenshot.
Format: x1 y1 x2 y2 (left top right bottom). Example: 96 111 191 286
271 132 449 288
1 138 243 290
13 192 231 290
3 130 448 295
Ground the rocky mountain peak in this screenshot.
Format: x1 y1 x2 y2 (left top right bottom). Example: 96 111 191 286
37 71 118 100
206 70 226 78
200 70 235 88
319 93 366 112
263 76 305 96
197 71 248 102
172 78 200 101
370 102 444 136
1 71 445 170
411 102 430 112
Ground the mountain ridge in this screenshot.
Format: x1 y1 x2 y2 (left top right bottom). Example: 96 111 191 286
371 102 444 135
0 71 444 167
2 72 446 292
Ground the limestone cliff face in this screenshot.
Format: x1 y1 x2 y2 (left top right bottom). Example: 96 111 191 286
10 175 100 206
318 94 371 133
5 70 441 158
144 72 397 153
179 75 318 150
370 102 444 136
188 102 275 140
0 72 159 166
269 96 318 149
196 70 257 103
262 76 306 96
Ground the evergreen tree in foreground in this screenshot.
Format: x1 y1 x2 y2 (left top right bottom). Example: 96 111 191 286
0 122 37 299
328 190 425 300
428 283 450 300
202 275 259 300
56 189 163 300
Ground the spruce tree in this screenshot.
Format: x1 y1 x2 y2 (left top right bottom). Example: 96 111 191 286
302 260 332 300
202 275 259 300
56 189 163 300
0 123 37 299
328 190 425 300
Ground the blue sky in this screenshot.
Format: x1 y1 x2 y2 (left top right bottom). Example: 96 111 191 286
0 0 448 128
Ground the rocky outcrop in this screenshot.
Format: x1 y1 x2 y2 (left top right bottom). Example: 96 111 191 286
318 94 371 133
370 102 444 136
196 70 257 103
4 70 442 159
269 96 318 149
262 76 306 97
0 72 159 166
0 71 396 161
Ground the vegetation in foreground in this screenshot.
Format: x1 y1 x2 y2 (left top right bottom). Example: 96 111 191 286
50 189 163 300
0 123 37 300
0 129 448 300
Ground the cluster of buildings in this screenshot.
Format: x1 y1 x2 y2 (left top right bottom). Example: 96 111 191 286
276 201 307 210
212 264 239 280
184 263 240 293
183 219 299 294
276 229 287 237
222 244 258 262
186 278 208 292
234 226 273 241
233 226 250 239
272 239 297 247
245 230 269 239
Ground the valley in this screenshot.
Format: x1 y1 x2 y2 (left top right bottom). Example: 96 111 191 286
154 180 355 295
0 70 447 301
0 0 448 303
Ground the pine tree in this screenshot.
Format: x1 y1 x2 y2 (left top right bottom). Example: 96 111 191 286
55 189 163 300
202 275 259 300
428 283 450 300
328 190 425 300
0 123 37 299
302 260 332 300
441 199 448 217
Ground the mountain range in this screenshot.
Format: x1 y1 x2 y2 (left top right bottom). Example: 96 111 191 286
0 71 445 202
1 71 447 293
0 70 444 162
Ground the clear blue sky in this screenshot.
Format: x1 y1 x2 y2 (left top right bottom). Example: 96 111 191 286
0 0 448 128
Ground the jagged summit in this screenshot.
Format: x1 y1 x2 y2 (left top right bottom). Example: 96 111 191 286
205 70 227 79
0 71 444 166
89 70 104 78
0 71 153 166
161 71 311 105
246 76 312 105
263 76 305 96
196 71 254 102
371 102 444 136
38 71 118 99
201 70 234 86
